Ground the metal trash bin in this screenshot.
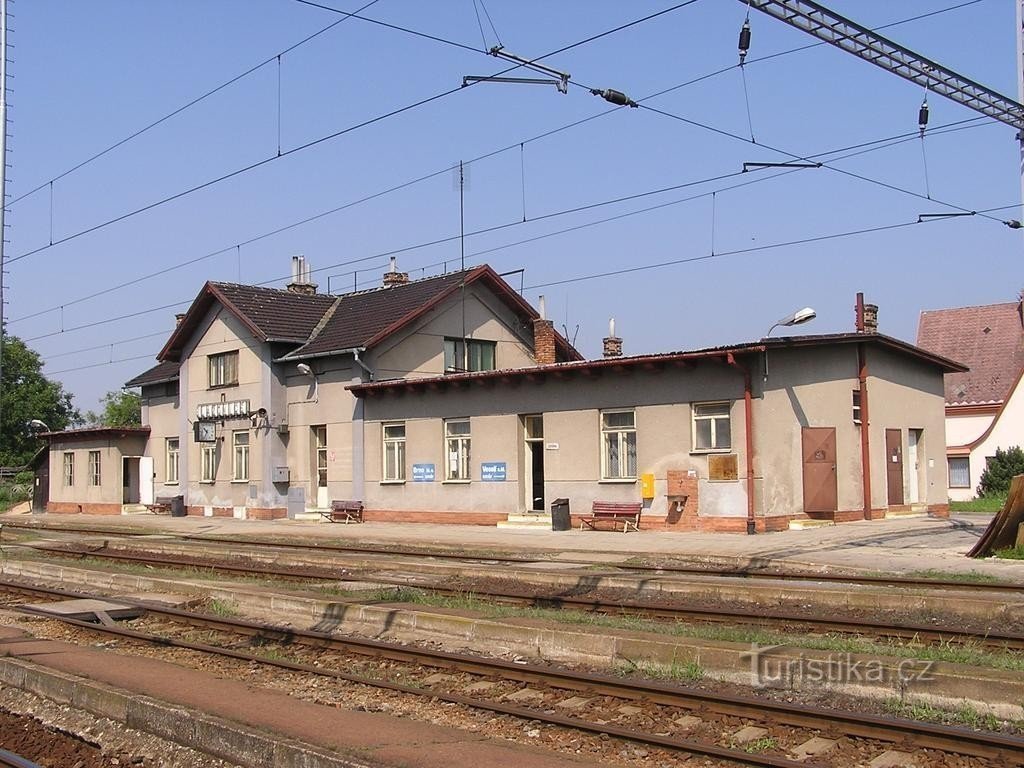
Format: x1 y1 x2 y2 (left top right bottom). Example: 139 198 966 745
550 498 571 531
170 495 186 517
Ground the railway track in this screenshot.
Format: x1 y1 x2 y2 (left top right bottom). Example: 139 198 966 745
1 577 1020 767
0 750 41 768
27 543 1024 652
3 519 1020 595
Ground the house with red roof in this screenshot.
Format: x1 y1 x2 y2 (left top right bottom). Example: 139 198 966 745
917 297 1024 501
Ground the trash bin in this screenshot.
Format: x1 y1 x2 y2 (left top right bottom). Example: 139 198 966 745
170 495 186 517
550 498 571 531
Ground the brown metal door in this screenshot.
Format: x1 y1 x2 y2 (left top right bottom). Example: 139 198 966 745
886 429 904 506
802 427 837 514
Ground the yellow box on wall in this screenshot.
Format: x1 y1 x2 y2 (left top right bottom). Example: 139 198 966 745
640 472 655 499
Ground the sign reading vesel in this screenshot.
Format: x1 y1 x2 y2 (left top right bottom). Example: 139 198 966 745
412 464 435 482
481 462 507 481
196 399 251 421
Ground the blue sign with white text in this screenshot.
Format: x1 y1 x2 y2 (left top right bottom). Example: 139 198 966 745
412 463 435 482
481 462 507 481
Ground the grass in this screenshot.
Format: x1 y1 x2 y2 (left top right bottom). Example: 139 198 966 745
904 569 1000 583
883 697 1004 730
996 546 1024 561
743 737 777 754
950 497 1005 514
206 598 240 617
618 656 704 683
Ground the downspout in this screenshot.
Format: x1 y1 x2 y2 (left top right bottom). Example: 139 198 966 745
352 349 374 382
727 352 757 535
856 293 872 520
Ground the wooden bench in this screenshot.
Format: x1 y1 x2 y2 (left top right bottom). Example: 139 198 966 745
579 501 643 533
145 496 176 515
321 499 364 524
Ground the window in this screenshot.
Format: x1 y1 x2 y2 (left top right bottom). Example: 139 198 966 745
88 451 101 486
314 426 328 488
208 351 239 388
201 444 218 483
383 423 406 482
693 402 731 451
165 438 179 484
444 338 496 373
601 410 637 480
445 419 471 480
948 457 970 489
63 453 74 487
233 431 250 481
852 390 862 424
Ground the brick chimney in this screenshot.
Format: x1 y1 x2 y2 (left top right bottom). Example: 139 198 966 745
533 295 556 365
383 256 409 287
854 293 878 334
286 255 318 295
603 318 623 358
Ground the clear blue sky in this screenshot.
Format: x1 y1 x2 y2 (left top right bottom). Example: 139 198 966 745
7 1 1021 411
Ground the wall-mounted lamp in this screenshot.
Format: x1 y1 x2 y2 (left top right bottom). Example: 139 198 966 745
297 363 318 404
763 307 817 382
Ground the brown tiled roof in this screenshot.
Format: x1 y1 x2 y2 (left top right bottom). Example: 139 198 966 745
124 360 180 388
40 426 150 440
917 301 1024 405
213 283 337 342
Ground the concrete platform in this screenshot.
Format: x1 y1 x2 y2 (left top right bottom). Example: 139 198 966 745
19 598 142 622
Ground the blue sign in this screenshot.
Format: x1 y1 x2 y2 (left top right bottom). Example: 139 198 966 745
412 463 435 482
481 462 507 482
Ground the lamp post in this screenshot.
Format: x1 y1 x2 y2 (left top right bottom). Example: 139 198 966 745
763 307 816 382
26 419 50 433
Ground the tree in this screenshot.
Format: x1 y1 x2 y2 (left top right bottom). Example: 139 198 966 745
0 335 79 466
84 390 141 427
977 446 1024 498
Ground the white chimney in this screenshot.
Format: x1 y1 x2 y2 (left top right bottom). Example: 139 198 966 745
286 254 318 295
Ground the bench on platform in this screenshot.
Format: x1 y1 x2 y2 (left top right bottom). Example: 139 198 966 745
321 500 364 524
144 496 175 515
579 500 643 533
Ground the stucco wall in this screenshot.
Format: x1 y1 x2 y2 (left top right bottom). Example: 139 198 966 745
946 412 994 448
961 376 1024 500
48 435 147 507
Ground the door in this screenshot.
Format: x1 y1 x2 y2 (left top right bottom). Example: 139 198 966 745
802 427 837 515
122 457 141 504
886 429 904 506
907 429 922 504
314 426 328 508
33 459 49 512
139 457 155 505
523 415 545 511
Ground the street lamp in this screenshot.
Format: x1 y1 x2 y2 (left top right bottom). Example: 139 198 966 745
26 419 50 433
763 307 816 382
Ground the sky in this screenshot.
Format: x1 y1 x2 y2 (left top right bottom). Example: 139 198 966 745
6 0 1022 412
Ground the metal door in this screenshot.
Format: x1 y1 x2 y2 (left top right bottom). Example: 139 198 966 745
907 429 921 504
801 427 837 514
886 429 904 506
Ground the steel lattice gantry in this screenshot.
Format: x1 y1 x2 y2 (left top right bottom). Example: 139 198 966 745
743 0 1024 132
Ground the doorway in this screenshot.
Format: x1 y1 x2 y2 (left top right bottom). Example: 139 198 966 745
122 456 141 504
907 429 923 504
523 415 545 512
313 425 328 508
801 427 837 517
886 429 905 506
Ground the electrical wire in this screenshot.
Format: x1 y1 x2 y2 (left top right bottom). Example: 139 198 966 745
8 0 383 210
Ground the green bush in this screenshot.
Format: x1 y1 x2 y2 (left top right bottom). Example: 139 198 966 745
977 446 1024 498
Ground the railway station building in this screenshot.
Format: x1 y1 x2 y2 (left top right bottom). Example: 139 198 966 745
42 258 965 531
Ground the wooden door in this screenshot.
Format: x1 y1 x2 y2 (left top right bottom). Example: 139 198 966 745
802 427 837 514
886 429 904 506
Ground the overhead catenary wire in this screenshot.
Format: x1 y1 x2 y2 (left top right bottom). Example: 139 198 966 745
8 0 987 326
8 1 701 268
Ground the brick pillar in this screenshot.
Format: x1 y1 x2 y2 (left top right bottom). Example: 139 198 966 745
533 319 556 365
603 336 623 357
383 270 409 287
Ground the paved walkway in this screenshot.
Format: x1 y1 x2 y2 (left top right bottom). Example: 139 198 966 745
4 510 1023 579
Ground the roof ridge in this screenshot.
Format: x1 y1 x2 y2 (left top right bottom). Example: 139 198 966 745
920 300 1020 314
332 267 476 300
304 295 344 345
210 281 335 299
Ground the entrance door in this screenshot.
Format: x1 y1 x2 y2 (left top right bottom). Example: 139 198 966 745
886 429 904 506
907 429 922 504
802 427 837 515
314 426 328 508
523 415 545 511
33 459 49 512
122 457 141 504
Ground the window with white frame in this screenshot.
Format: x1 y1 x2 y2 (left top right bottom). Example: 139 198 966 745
693 402 732 451
87 450 101 486
852 390 862 424
444 338 496 373
208 351 239 388
445 419 471 480
201 444 217 483
233 431 249 481
948 457 970 489
314 426 328 489
165 438 179 484
383 423 406 482
63 452 74 487
601 410 637 480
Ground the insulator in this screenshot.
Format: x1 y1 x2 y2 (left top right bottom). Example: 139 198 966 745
599 89 632 107
738 20 751 63
918 100 929 132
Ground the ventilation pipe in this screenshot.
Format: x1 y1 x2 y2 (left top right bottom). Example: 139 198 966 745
603 318 623 358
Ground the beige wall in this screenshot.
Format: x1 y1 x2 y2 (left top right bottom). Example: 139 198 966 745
48 435 147 506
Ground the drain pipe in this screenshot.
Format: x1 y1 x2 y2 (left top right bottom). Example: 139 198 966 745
856 293 872 520
352 349 375 382
727 352 757 535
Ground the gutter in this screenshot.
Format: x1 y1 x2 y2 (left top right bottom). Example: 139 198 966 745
273 347 367 364
726 352 758 535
